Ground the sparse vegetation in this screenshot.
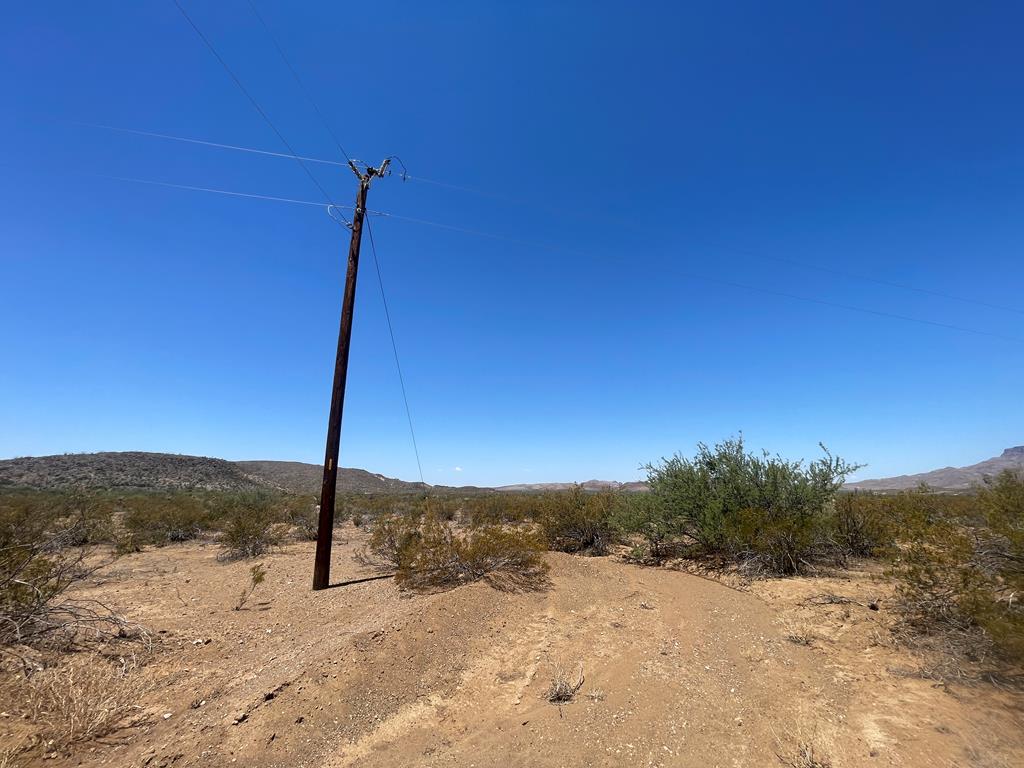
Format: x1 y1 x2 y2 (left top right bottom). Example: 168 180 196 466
217 493 283 559
235 563 267 611
121 494 210 546
6 653 150 757
777 741 833 768
282 495 320 540
3 442 1021 689
362 512 548 590
0 493 135 650
888 471 1024 666
537 485 617 554
545 662 584 703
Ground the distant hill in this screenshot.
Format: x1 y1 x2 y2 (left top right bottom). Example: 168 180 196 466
234 460 431 495
0 452 435 495
496 479 648 493
0 452 270 492
0 452 646 496
846 446 1024 491
6 448 1020 496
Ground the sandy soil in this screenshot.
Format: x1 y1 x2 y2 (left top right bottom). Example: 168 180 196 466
7 527 1023 768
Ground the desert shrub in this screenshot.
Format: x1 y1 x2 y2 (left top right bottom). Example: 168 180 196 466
890 472 1024 664
463 493 536 526
721 506 838 575
831 492 894 557
537 486 617 555
217 494 282 559
975 471 1024 658
0 493 133 649
633 438 861 574
612 492 676 561
121 495 209 546
364 512 423 570
362 513 547 591
281 495 319 540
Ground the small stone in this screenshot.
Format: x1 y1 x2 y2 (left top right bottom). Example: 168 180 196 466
163 713 172 719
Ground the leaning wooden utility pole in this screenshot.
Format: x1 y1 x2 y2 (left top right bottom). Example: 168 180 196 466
313 157 391 591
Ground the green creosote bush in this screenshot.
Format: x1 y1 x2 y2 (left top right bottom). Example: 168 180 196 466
217 493 283 559
831 491 895 558
121 495 209 547
627 437 862 575
537 485 617 555
281 495 320 540
612 492 675 562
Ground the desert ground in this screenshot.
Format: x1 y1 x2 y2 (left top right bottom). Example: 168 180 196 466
6 526 1023 768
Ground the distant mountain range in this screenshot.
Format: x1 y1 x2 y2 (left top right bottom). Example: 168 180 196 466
3 447 1019 496
0 452 628 495
846 446 1024 491
495 479 649 493
0 452 447 495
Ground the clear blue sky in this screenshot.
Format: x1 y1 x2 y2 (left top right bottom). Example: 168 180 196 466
2 2 1022 487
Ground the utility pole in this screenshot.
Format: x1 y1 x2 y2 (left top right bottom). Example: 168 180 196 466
313 157 391 591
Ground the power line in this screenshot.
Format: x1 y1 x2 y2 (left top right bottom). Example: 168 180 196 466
77 120 1024 318
240 2 425 488
171 0 337 207
365 216 426 485
678 271 1024 344
375 211 1023 343
373 210 590 256
245 0 353 165
80 168 1023 343
78 122 346 166
95 172 340 209
764 253 1024 316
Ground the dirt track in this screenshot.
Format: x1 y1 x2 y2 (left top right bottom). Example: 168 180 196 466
22 527 1024 767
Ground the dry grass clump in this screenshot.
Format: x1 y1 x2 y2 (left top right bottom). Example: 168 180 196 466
361 513 548 591
2 653 151 759
545 662 585 703
777 742 832 768
783 620 817 647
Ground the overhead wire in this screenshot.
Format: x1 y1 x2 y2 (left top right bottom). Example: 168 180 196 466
76 119 1024 318
365 214 426 485
242 0 428 481
245 0 353 165
77 122 347 166
375 209 1024 343
674 272 1024 344
78 166 1021 344
96 172 339 209
170 0 339 210
763 254 1024 316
